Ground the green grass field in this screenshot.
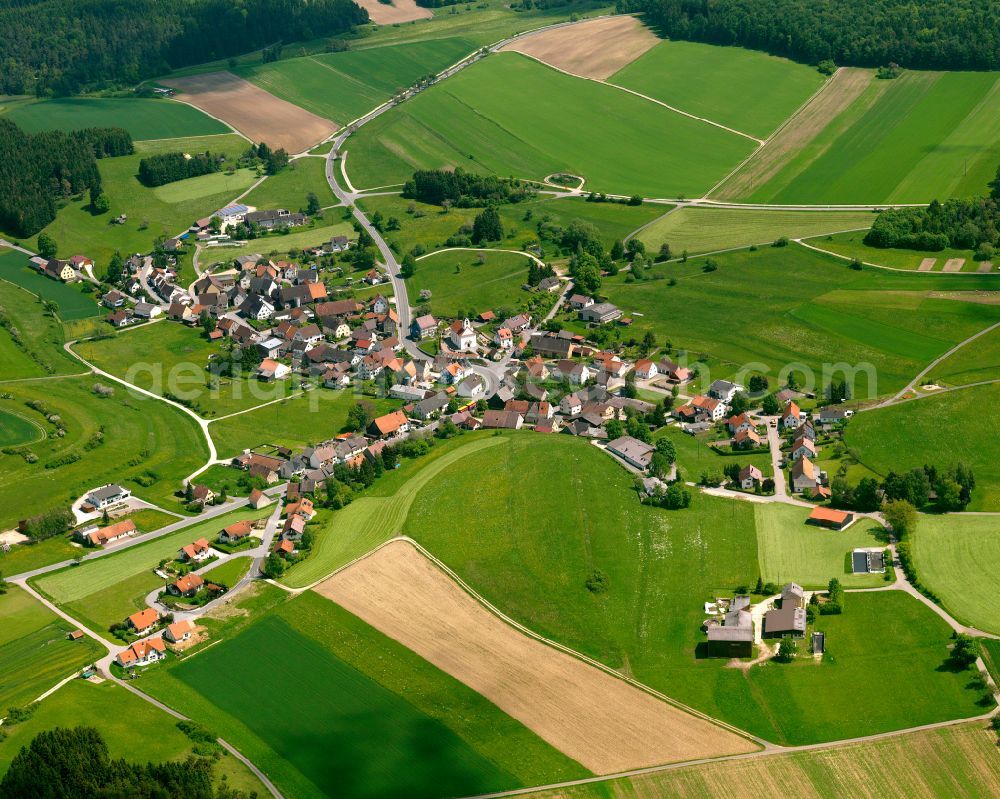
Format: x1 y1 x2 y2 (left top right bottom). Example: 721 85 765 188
152 167 258 204
142 593 587 799
845 382 1000 511
910 515 1000 635
0 249 101 321
636 208 875 255
754 503 887 588
407 249 532 317
242 156 337 211
599 244 1000 398
75 321 300 418
610 40 826 139
0 680 265 794
743 70 1000 204
208 390 398 457
361 194 667 258
220 221 355 260
654 425 771 478
346 52 754 196
0 586 104 709
0 376 208 528
282 433 504 587
237 38 478 124
8 134 251 265
0 97 229 140
393 434 989 745
0 280 84 379
929 325 1000 386
202 555 252 589
0 408 42 446
523 723 1000 799
808 230 985 272
0 536 80 577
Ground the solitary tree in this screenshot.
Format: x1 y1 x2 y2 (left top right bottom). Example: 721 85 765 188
37 232 57 259
471 207 503 244
882 498 917 536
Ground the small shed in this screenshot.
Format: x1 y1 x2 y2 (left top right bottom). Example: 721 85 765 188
811 631 825 655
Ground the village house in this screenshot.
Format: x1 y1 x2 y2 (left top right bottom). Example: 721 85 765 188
494 327 514 349
727 413 753 435
368 410 410 439
658 360 692 383
569 294 594 309
553 359 591 385
579 302 623 324
738 464 764 490
818 406 853 427
82 519 137 547
709 380 743 402
255 358 290 381
218 520 254 545
791 457 819 493
482 410 523 430
286 497 316 521
634 359 658 380
733 427 763 450
410 315 437 340
605 436 655 471
245 209 306 230
283 514 306 541
689 395 726 422
116 637 166 668
790 436 817 460
41 258 77 282
86 484 131 509
179 538 212 562
164 620 195 644
168 573 205 597
529 334 574 359
247 488 271 509
127 608 160 637
782 401 803 429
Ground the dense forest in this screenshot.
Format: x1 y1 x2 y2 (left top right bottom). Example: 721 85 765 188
618 0 1000 70
138 152 220 187
402 169 534 207
0 119 133 238
0 727 253 799
865 168 1000 254
0 0 369 95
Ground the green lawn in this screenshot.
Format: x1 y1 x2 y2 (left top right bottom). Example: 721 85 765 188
75 321 299 418
237 38 479 124
32 506 270 634
8 135 251 266
0 679 265 795
407 249 532 318
392 434 990 745
0 249 101 321
0 377 208 529
0 97 229 140
0 408 42 446
362 194 666 258
598 243 1000 398
744 70 1000 204
636 208 875 255
911 515 1000 635
522 723 1000 799
753 503 887 589
809 230 985 272
208 389 398 457
202 555 253 589
0 586 104 709
610 40 826 139
346 52 755 196
654 425 771 480
929 324 1000 386
152 167 258 204
141 594 587 799
0 536 81 578
845 382 1000 511
282 433 505 587
242 157 337 211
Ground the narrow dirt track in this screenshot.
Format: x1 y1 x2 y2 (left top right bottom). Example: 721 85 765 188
313 540 758 775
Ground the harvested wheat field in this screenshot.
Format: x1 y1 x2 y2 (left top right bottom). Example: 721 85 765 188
163 72 337 153
501 15 659 80
711 68 874 200
313 539 757 774
355 0 432 24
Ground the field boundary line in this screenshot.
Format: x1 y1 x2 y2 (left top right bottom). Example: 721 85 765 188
506 50 763 144
797 235 1000 275
416 246 545 266
159 95 251 143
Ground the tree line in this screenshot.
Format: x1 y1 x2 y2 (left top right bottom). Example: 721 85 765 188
617 0 1000 70
0 0 369 95
0 119 132 238
138 151 220 187
402 168 534 207
865 171 1000 257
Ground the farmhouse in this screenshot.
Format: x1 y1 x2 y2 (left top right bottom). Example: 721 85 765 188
606 436 655 471
116 637 166 668
245 209 306 230
127 608 160 636
791 457 819 493
483 410 523 430
529 334 574 359
808 506 855 530
790 436 817 460
763 605 807 639
256 358 290 381
86 484 131 509
782 401 803 429
579 302 622 324
83 519 137 547
819 407 853 427
369 410 410 439
634 359 657 379
410 315 437 339
41 259 77 282
706 596 753 658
